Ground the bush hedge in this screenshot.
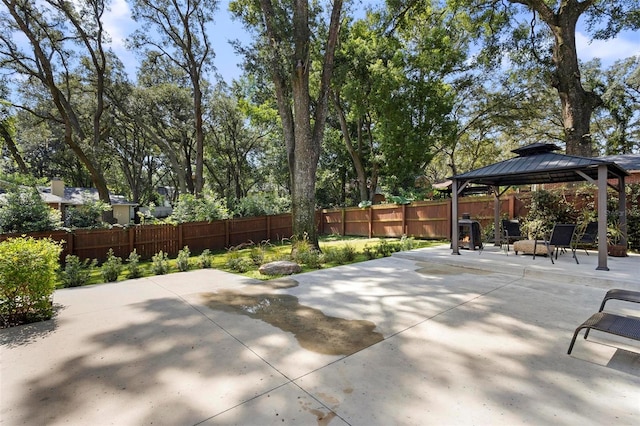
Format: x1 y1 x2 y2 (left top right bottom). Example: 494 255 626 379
0 236 62 327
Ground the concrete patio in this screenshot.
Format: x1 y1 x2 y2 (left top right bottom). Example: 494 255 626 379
1 244 638 425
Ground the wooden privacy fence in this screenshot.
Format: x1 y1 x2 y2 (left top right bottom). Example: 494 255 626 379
320 195 524 239
0 213 293 262
0 195 524 262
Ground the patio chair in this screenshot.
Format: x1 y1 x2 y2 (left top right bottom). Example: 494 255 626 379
544 223 578 264
501 219 525 254
576 221 598 255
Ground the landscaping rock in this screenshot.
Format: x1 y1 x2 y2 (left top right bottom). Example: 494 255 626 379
258 260 301 276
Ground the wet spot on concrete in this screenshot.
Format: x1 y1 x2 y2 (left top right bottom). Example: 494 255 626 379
416 263 489 276
201 291 383 355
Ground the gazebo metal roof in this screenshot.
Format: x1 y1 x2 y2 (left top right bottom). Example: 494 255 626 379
449 143 630 271
451 143 629 186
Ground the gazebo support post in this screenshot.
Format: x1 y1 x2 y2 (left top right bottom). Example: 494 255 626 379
451 179 460 254
493 186 501 246
597 164 609 271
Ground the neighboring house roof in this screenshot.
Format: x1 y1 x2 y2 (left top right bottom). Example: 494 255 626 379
598 154 640 172
40 187 137 206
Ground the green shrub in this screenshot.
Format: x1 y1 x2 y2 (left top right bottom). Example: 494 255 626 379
323 247 344 264
101 249 123 282
0 187 61 233
375 239 399 257
363 245 377 260
62 255 97 287
126 249 142 279
522 189 578 238
248 246 265 266
225 256 253 272
0 236 62 327
341 244 357 261
198 249 213 268
177 246 191 272
291 236 322 268
628 209 640 251
399 236 416 251
225 248 253 272
324 244 356 264
151 251 170 275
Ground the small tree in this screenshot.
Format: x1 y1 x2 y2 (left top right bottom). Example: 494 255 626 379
151 251 170 275
0 236 62 327
0 187 61 233
101 249 123 282
61 255 97 288
176 246 191 271
126 249 143 279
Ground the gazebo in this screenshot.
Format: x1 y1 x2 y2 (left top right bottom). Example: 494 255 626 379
449 143 629 271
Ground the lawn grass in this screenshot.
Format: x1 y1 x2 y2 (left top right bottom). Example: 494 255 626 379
62 236 444 287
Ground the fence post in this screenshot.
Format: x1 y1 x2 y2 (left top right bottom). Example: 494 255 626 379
402 204 407 236
368 207 373 238
67 230 74 257
225 220 230 247
341 208 346 236
266 215 271 240
128 226 134 254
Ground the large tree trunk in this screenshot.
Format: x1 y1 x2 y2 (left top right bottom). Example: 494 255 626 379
333 91 368 202
290 0 317 244
549 11 601 157
513 0 601 157
0 125 28 173
192 70 205 196
259 0 342 249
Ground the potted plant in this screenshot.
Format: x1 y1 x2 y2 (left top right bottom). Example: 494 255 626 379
607 219 628 257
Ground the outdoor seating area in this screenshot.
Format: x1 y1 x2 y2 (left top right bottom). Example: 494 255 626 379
503 221 582 264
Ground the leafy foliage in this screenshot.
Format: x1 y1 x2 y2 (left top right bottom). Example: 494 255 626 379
225 248 254 272
291 235 322 268
0 187 61 233
198 249 213 268
151 251 170 275
101 249 123 282
521 190 578 238
176 246 191 272
64 199 111 229
233 193 290 217
61 255 97 288
126 249 143 279
0 237 62 327
170 193 230 223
